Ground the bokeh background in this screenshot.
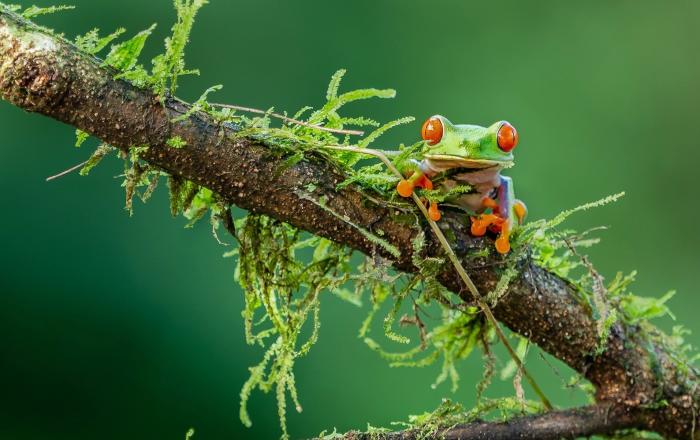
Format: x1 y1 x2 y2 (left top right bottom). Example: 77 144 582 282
1 0 699 438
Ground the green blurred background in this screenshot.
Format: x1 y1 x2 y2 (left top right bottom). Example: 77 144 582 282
1 0 699 438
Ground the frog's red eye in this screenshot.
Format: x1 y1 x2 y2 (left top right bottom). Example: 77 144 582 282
497 122 518 152
421 116 443 146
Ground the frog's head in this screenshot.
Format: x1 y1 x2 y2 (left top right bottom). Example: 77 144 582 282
420 115 518 169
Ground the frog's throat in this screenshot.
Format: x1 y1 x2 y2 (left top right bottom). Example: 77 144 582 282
423 154 513 170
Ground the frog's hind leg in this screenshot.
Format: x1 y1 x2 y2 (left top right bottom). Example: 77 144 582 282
493 176 523 254
494 200 525 254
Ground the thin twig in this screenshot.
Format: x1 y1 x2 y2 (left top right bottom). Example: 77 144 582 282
322 144 553 410
46 160 88 181
209 103 365 136
563 236 611 347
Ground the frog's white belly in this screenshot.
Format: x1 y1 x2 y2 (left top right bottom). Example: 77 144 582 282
420 158 502 213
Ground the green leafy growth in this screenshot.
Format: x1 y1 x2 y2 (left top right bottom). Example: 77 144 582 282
388 398 544 440
298 190 401 258
358 116 415 148
357 229 498 395
623 292 676 322
80 144 115 176
3 4 22 13
89 0 204 95
518 192 625 245
486 266 519 306
104 24 156 72
75 27 126 55
362 286 490 392
120 145 154 215
171 84 222 122
21 4 74 19
234 216 357 439
168 175 199 217
514 194 625 347
305 69 397 139
422 183 472 203
149 0 207 95
74 129 89 147
167 136 188 149
521 194 694 380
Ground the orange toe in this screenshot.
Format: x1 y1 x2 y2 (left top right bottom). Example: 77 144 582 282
397 180 414 197
495 235 511 254
428 202 441 221
514 200 528 224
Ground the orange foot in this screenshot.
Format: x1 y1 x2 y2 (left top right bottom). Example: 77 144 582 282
470 214 503 237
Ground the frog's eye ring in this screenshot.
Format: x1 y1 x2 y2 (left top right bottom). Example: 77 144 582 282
497 121 518 152
421 116 443 146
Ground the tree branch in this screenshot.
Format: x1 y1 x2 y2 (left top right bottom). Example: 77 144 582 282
339 405 641 440
0 9 697 439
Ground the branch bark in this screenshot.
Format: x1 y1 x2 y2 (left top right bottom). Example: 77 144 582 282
342 405 641 440
0 9 697 439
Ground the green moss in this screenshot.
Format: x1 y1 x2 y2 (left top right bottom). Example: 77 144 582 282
386 397 544 440
149 0 207 95
75 27 125 55
104 24 156 72
79 144 115 176
166 136 188 149
521 195 696 384
74 129 89 147
234 216 355 439
21 4 74 19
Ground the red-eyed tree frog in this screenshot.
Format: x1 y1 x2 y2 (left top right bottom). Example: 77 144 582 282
396 115 527 255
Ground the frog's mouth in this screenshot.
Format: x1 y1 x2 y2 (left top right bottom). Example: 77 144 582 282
424 154 514 169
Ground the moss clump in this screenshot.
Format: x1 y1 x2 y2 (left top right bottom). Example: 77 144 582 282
386 398 544 440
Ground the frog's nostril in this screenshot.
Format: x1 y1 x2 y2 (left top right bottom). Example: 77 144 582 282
497 121 518 152
421 116 443 146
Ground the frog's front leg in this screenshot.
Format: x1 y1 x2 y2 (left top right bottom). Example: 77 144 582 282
396 162 441 221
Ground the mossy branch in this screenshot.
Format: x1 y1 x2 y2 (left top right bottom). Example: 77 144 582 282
0 7 697 439
329 404 641 440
